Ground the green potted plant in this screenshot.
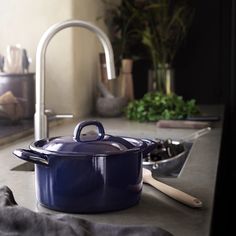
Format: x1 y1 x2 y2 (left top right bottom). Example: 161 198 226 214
98 0 148 101
99 1 139 69
100 1 198 122
100 0 194 94
131 0 194 94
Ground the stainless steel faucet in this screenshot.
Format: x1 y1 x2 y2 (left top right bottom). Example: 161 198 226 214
35 20 116 140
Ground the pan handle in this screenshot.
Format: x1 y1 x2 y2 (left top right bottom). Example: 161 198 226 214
141 138 157 156
13 149 49 166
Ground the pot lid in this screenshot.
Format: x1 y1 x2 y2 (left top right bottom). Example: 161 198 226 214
31 120 154 156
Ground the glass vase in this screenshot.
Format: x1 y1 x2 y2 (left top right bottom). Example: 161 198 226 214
148 63 175 95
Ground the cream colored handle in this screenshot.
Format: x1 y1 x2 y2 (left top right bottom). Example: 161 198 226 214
144 176 202 208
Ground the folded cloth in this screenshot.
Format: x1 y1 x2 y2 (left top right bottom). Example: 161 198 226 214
0 186 173 236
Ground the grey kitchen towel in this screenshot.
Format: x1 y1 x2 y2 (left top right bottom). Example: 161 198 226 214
0 186 173 236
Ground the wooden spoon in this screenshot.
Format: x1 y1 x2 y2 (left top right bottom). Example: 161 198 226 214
143 168 202 208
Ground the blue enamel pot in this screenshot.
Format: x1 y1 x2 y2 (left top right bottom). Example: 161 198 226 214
13 120 156 213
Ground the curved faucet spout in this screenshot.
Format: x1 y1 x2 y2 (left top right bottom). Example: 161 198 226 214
35 19 116 140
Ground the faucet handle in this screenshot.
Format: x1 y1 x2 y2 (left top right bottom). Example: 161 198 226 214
48 114 74 120
45 109 73 120
44 109 73 138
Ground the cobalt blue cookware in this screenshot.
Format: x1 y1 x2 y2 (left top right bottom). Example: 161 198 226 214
13 120 156 213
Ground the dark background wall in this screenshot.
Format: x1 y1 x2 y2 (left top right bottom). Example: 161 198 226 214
174 0 223 104
210 0 235 235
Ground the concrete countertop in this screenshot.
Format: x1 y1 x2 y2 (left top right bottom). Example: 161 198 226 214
0 113 223 236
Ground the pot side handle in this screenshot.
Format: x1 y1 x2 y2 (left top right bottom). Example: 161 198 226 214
13 149 49 166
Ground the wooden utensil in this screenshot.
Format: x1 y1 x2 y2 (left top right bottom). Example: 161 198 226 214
143 168 202 208
156 119 211 129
